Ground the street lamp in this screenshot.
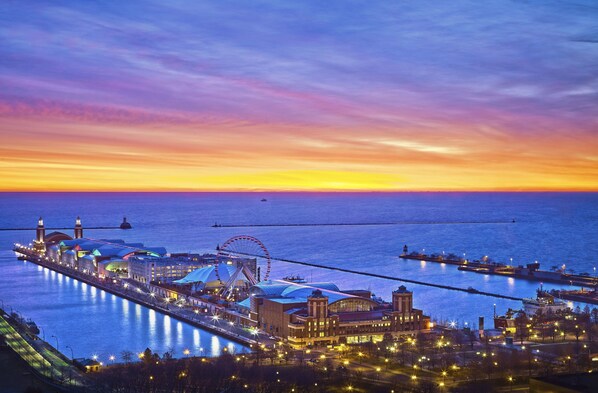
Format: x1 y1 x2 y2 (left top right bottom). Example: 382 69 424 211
65 345 74 362
51 335 59 351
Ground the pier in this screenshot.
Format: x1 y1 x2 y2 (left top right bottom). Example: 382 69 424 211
400 252 598 289
12 245 257 347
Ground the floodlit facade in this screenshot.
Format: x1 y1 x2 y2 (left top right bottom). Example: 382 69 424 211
128 255 209 284
241 280 430 347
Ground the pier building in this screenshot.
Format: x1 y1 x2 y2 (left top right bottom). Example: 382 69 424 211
240 280 430 347
35 218 257 290
47 238 167 275
175 263 239 289
33 217 46 253
128 255 211 284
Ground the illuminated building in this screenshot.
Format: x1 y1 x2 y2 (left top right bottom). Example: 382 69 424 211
128 255 210 284
74 216 83 239
240 280 430 347
33 217 46 254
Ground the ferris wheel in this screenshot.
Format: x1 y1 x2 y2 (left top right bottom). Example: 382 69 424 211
215 235 271 297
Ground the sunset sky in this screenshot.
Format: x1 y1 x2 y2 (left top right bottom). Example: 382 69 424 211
1 1 597 191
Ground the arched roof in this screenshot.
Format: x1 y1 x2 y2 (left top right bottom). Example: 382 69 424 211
44 231 73 243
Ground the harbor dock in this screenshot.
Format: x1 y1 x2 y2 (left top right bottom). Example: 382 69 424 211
399 251 598 290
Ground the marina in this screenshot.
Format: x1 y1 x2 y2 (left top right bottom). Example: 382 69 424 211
399 250 598 290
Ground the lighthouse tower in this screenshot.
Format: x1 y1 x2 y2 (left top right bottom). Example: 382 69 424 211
74 216 83 239
33 217 46 254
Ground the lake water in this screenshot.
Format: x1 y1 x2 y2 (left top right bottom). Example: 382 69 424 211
1 192 597 360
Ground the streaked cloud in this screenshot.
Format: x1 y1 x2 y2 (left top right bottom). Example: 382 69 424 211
0 1 597 191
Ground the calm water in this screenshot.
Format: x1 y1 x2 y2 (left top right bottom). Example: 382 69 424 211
1 192 597 359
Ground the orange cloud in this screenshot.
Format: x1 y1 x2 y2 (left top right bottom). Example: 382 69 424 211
1 114 597 191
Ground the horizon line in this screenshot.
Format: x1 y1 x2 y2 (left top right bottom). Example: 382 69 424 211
1 189 597 193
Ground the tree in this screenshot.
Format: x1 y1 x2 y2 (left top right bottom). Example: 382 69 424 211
142 347 154 364
121 350 133 364
515 312 529 345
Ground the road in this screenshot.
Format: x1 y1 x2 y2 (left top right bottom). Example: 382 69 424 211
0 313 85 387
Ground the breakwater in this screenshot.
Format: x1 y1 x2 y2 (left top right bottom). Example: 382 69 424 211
400 252 598 289
212 220 514 228
12 246 255 347
228 251 523 301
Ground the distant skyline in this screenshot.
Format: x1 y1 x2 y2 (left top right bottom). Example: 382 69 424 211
1 1 597 191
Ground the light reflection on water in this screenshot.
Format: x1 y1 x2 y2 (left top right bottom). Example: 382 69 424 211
0 255 247 360
211 335 220 357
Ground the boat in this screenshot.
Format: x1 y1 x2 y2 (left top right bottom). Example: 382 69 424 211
282 275 307 284
261 198 267 202
522 287 568 315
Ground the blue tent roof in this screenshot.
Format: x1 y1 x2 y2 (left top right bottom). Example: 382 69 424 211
250 280 354 304
173 263 238 284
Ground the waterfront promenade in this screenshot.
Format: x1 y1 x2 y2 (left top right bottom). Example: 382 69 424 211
0 310 85 390
12 245 259 349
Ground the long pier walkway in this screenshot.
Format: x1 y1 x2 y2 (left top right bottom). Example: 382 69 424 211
232 251 523 301
12 246 257 347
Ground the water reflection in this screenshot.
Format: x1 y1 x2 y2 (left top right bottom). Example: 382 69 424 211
163 315 172 348
0 255 246 359
193 329 200 351
135 303 141 320
148 309 156 334
210 336 220 357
